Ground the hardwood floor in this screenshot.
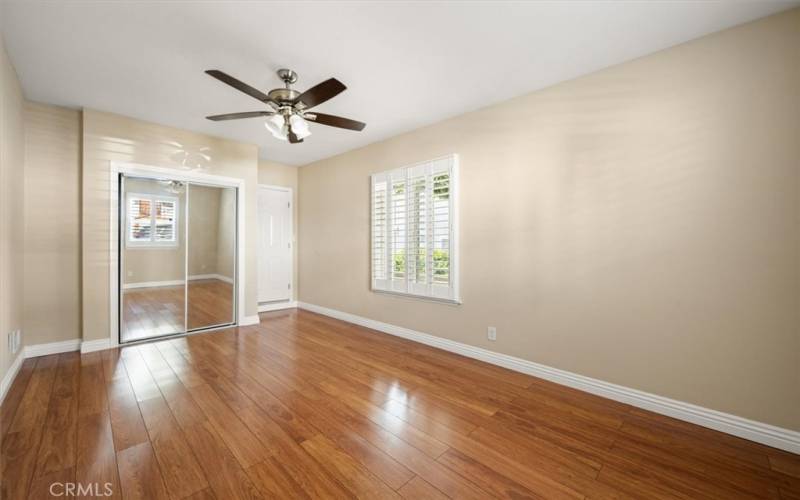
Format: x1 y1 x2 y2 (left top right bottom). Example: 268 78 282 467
186 279 234 331
2 308 798 499
122 279 234 342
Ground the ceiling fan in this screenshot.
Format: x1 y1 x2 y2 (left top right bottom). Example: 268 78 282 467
158 180 185 194
205 68 366 144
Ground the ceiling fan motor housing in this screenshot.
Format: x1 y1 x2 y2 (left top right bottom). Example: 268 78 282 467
272 69 301 106
268 87 301 104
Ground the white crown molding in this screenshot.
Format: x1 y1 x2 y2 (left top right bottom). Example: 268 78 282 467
297 301 800 455
0 352 25 404
258 301 297 312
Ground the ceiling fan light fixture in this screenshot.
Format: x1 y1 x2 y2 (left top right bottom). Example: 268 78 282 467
159 180 186 194
289 114 311 139
206 69 365 144
265 114 287 140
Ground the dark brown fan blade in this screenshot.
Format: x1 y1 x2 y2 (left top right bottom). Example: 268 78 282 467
295 78 346 109
206 111 273 121
287 129 303 144
206 70 274 104
307 112 366 131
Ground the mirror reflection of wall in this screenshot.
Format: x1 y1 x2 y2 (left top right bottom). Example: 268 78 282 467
121 177 186 342
187 184 236 330
119 177 237 343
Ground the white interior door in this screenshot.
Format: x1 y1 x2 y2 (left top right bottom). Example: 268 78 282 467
258 186 292 302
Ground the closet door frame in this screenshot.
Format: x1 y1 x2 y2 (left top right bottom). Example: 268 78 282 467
108 162 246 349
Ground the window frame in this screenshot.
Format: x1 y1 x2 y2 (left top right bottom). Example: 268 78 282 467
125 192 180 249
370 154 460 304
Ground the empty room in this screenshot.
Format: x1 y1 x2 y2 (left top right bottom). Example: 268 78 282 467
1 1 798 498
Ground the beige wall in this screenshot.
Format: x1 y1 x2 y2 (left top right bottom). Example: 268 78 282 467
298 10 800 430
189 184 222 278
215 187 236 281
23 102 81 345
258 160 298 301
82 109 259 342
0 35 25 383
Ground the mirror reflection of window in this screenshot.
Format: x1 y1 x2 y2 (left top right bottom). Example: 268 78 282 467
126 193 178 247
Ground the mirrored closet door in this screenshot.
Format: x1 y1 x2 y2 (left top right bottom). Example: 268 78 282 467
119 174 237 343
187 183 236 330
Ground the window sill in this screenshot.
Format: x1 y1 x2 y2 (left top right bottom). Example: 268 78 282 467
126 243 179 250
371 289 462 305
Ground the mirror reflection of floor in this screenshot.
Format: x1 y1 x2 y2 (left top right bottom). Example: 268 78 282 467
187 279 234 330
121 278 233 342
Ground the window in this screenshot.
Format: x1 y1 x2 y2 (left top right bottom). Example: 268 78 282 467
371 155 459 302
126 193 179 247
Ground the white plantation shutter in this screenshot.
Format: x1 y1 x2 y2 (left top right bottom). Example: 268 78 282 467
154 200 177 242
371 179 388 287
371 155 458 302
126 194 179 247
129 197 152 242
389 172 407 292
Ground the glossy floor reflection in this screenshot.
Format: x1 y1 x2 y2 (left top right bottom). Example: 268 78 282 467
121 279 233 342
2 309 798 499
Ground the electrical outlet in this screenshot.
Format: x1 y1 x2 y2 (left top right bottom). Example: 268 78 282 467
8 330 20 354
14 330 21 353
487 326 497 341
127 270 133 277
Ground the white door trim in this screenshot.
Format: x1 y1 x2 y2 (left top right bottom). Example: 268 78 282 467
109 162 247 348
257 184 294 303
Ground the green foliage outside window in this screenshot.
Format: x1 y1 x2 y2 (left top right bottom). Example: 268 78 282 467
393 248 449 283
390 172 450 283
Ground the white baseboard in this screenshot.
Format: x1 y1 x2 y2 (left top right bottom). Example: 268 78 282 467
1 337 114 398
123 279 184 289
258 300 297 312
239 315 261 326
3 309 253 399
187 273 216 280
0 352 25 404
25 338 82 358
188 273 234 284
123 275 234 290
297 301 800 455
81 338 112 354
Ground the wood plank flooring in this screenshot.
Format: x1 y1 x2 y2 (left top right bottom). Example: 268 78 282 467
2 309 798 499
122 279 234 342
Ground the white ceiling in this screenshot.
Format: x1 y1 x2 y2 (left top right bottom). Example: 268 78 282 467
1 1 796 166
